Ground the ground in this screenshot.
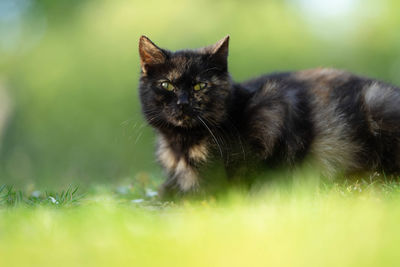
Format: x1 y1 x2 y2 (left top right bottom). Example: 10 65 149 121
1 173 400 267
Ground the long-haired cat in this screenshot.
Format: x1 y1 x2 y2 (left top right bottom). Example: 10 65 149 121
138 35 400 195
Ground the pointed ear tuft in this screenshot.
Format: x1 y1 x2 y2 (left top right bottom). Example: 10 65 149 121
211 35 229 57
208 35 230 68
139 36 166 73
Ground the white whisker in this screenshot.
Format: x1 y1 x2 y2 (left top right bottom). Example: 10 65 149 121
197 115 223 159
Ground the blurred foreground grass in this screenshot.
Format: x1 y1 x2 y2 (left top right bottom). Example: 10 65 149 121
1 177 400 267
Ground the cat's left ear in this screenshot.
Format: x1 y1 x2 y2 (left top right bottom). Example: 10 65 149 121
209 35 230 68
139 36 167 74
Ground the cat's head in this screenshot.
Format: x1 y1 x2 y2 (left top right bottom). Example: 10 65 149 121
138 36 232 130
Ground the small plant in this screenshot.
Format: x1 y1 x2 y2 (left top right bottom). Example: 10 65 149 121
0 185 82 208
0 185 24 207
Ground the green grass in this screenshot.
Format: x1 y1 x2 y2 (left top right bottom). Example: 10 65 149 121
2 176 400 267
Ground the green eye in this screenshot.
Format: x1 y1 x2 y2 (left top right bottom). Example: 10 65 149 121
161 81 175 91
193 82 207 91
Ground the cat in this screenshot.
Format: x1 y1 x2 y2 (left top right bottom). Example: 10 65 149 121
138 35 400 195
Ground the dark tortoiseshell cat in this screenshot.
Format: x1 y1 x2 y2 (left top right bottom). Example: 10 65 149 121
138 35 400 195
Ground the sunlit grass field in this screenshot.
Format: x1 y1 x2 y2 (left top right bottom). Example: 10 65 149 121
2 175 400 267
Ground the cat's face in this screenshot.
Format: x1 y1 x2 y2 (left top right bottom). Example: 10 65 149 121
138 36 232 130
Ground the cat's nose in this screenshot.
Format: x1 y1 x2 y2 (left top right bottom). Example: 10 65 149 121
177 92 189 106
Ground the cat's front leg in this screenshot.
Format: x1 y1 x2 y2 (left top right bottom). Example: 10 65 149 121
156 136 208 195
158 155 200 196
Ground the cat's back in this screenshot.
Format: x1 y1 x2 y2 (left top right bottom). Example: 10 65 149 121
241 68 370 98
237 68 400 175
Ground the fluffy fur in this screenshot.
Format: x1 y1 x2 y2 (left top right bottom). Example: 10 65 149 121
138 35 400 194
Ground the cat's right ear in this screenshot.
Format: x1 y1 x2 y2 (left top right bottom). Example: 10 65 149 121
139 36 166 74
207 35 230 69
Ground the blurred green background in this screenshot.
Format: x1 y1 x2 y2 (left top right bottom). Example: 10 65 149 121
1 0 400 189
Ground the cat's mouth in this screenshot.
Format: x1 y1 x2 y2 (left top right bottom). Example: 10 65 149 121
162 106 199 128
166 108 198 127
173 114 196 127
